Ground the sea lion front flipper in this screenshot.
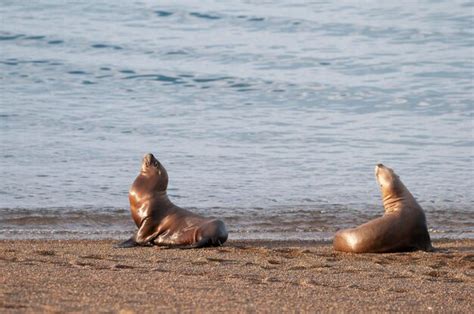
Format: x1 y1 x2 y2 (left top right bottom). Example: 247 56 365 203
134 216 161 245
115 217 160 248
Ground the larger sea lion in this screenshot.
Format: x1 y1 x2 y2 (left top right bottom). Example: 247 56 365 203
117 153 228 248
333 164 432 253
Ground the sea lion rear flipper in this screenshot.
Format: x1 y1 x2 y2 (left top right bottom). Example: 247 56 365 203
177 238 211 249
115 237 138 248
177 236 225 249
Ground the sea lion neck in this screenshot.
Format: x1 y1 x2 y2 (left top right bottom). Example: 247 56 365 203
148 190 170 202
151 190 167 196
381 184 415 213
382 194 405 212
137 168 169 191
130 191 172 211
139 169 158 176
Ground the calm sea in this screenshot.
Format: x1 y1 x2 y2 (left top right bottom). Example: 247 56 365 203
1 1 473 240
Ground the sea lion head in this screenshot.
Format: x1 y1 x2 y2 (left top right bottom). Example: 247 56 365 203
375 163 404 198
140 153 168 192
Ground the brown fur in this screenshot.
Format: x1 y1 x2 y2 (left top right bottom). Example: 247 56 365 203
333 164 432 253
117 153 228 248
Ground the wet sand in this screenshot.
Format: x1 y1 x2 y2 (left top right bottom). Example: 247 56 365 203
1 239 473 313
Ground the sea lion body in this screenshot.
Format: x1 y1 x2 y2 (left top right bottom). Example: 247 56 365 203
333 164 432 253
118 153 228 248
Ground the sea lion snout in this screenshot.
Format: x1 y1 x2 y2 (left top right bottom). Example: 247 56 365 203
375 163 396 189
143 153 158 167
375 163 384 176
375 163 394 177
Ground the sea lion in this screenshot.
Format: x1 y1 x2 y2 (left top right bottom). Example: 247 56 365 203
117 153 228 248
333 164 432 253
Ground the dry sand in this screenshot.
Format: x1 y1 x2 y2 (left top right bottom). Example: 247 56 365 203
1 239 473 313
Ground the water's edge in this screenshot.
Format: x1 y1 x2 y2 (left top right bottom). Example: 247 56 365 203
1 205 472 240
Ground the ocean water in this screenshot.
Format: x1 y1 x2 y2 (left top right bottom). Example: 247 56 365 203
1 0 473 240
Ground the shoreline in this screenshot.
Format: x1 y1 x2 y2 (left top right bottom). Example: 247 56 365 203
1 239 473 312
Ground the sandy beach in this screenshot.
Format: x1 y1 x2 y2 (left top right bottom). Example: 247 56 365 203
1 239 472 313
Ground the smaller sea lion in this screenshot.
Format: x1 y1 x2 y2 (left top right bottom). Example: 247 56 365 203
333 164 433 253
